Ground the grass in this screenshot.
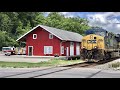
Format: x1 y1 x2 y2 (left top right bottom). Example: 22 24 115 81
108 62 120 68
0 59 84 68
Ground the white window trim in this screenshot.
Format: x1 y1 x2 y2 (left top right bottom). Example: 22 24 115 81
44 46 53 54
61 46 64 54
28 46 33 56
33 34 37 39
49 34 53 39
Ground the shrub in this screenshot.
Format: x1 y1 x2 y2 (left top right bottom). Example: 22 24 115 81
109 62 120 68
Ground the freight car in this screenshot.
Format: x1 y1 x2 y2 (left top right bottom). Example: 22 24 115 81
81 27 120 62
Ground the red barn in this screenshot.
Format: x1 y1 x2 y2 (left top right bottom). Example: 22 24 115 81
16 25 83 57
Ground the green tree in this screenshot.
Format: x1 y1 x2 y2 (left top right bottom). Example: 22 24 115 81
0 12 91 50
45 12 90 35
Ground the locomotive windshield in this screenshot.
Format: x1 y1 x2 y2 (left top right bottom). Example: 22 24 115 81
85 27 107 37
95 32 106 37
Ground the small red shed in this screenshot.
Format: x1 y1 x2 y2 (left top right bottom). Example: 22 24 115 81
16 25 83 57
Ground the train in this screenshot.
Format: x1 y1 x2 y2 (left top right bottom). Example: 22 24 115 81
81 27 120 62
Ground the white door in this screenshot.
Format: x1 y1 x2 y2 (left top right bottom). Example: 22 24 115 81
70 42 74 56
66 47 69 56
76 43 80 55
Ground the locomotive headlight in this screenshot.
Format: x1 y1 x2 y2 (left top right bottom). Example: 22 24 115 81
94 46 97 48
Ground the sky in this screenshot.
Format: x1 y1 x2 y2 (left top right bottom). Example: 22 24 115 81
45 12 120 34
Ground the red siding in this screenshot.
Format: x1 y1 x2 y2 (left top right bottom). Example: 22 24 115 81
61 41 70 56
26 27 60 56
25 26 81 56
61 41 79 56
74 42 76 56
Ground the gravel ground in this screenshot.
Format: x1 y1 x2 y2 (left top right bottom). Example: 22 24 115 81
0 54 50 63
93 58 120 70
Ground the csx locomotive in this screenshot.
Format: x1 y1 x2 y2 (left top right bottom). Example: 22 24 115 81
81 27 120 62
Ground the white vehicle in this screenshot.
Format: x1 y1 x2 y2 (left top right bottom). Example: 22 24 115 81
2 47 15 56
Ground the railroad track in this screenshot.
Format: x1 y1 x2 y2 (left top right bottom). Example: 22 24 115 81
1 66 74 78
1 57 119 78
64 57 120 68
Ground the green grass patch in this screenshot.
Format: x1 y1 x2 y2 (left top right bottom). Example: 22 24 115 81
0 59 84 68
108 62 120 68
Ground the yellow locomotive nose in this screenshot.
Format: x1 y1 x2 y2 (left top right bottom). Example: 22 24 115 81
85 35 97 50
81 34 104 50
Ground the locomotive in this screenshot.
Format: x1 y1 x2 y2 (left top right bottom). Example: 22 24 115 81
81 27 120 62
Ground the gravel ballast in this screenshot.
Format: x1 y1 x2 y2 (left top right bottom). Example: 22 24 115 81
93 58 120 70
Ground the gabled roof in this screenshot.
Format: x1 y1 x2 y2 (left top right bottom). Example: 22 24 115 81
16 25 83 42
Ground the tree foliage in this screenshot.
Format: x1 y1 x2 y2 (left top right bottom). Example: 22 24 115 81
0 12 91 50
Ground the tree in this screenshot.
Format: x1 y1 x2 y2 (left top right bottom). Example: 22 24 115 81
0 31 18 50
0 12 91 50
0 13 12 33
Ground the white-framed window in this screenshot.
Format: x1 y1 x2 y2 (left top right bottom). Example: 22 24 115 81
33 34 37 39
49 34 53 39
44 46 53 54
61 46 64 54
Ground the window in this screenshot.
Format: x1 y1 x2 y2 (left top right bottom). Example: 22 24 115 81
33 34 37 39
61 46 64 54
49 34 53 39
44 46 53 54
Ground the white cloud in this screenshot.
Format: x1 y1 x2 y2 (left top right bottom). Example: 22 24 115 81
44 12 120 34
44 12 76 17
87 12 120 34
60 12 76 17
117 24 120 28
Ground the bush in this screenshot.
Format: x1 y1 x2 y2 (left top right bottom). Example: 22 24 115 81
67 56 80 60
109 62 120 68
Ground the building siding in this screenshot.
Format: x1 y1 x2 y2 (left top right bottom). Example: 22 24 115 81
26 27 60 56
61 41 70 56
25 27 81 56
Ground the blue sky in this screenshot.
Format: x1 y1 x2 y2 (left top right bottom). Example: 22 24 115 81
45 12 120 34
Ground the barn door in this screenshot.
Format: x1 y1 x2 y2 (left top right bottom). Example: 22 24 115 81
76 43 80 55
28 46 33 56
70 42 74 56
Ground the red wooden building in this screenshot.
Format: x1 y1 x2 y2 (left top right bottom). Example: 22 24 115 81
16 25 83 57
